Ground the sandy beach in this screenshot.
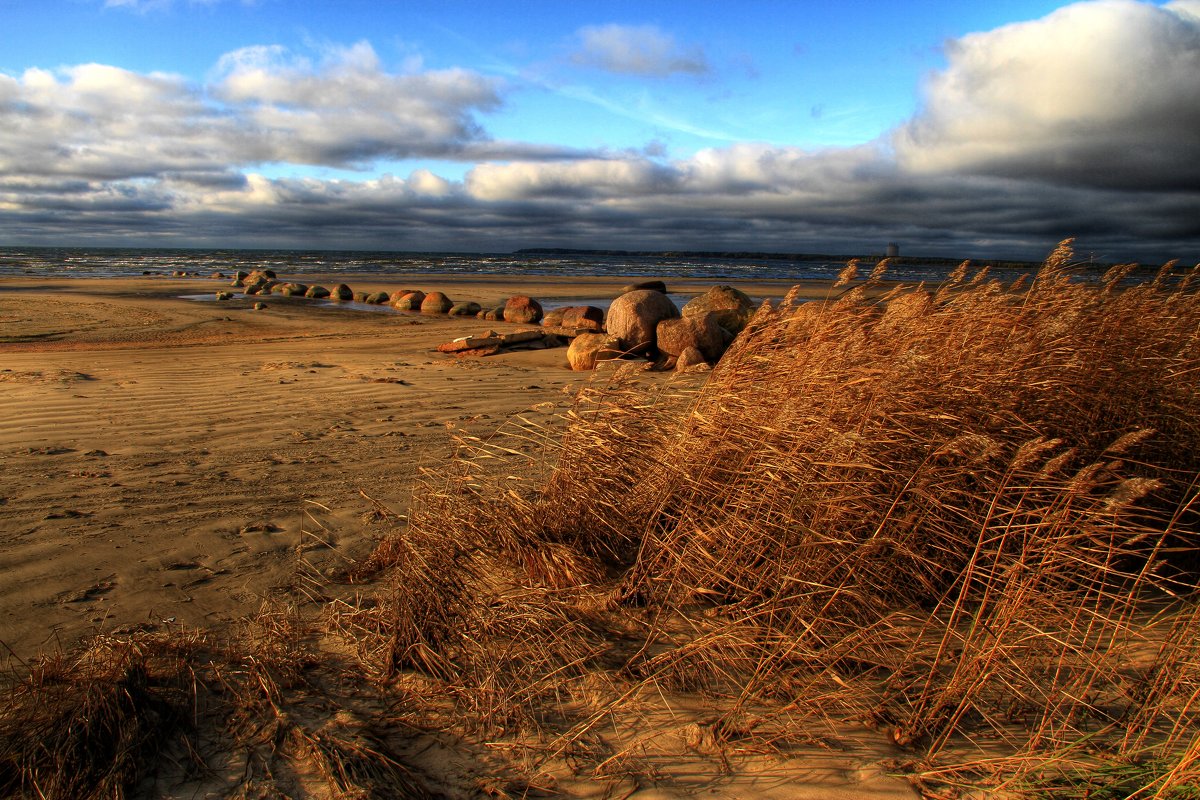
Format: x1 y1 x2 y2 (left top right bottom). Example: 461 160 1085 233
0 272 802 660
0 273 930 798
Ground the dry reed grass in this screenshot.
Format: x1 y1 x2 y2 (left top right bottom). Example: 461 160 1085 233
5 240 1199 798
359 240 1200 796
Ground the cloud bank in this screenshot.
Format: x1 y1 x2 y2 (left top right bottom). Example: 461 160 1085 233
3 2 1200 261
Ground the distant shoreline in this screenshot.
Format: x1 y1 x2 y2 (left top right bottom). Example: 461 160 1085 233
513 246 1113 272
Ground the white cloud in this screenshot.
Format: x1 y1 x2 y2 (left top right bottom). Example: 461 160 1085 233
210 41 505 166
3 10 1200 260
0 41 555 184
467 158 677 201
895 0 1200 189
570 24 710 77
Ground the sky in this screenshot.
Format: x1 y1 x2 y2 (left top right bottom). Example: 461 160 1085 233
1 0 1198 261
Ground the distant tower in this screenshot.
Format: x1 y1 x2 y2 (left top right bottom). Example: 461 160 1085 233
886 242 900 258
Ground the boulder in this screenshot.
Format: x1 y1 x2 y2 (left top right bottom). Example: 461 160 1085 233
253 301 267 311
561 305 605 332
504 296 543 325
484 306 506 322
500 330 545 346
681 285 756 335
279 283 309 297
215 291 233 301
542 307 568 327
438 336 503 353
421 292 454 313
606 289 680 355
621 279 668 295
389 289 420 304
675 346 711 373
656 312 727 362
242 270 277 295
567 333 624 371
353 291 371 303
365 291 391 305
305 285 331 299
449 301 482 317
231 270 249 287
392 291 426 311
331 284 353 301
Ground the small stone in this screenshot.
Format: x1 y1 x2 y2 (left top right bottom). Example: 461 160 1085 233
449 301 482 316
561 305 605 332
567 332 623 371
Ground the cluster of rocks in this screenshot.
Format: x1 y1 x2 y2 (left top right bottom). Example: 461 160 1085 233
564 281 757 374
221 270 555 327
220 269 756 374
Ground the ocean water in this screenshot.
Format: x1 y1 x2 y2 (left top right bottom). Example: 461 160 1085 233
0 245 1050 286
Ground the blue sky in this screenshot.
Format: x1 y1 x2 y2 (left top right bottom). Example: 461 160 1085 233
1 0 1198 260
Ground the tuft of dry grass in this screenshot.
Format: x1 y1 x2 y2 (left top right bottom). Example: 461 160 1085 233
0 631 206 800
360 240 1200 795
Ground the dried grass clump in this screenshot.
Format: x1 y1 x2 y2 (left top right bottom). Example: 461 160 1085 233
378 241 1200 793
0 631 205 800
0 609 450 800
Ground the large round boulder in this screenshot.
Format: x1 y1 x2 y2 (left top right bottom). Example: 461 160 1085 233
389 289 420 304
392 290 426 311
305 285 331 299
656 312 726 362
365 291 391 304
681 285 756 335
567 333 623 371
504 296 543 325
421 292 454 314
562 305 605 332
331 283 353 301
606 289 679 355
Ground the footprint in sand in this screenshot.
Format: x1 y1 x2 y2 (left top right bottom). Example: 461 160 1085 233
58 577 117 604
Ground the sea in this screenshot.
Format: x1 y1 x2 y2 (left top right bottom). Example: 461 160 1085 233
0 246 1056 286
